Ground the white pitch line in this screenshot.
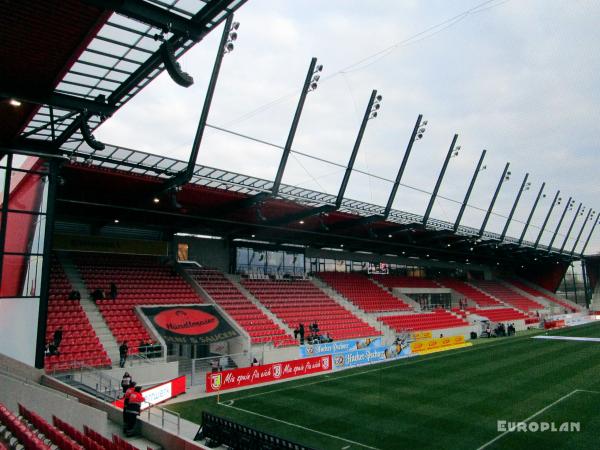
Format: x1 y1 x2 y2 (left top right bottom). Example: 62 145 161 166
476 389 594 450
533 335 600 342
227 337 527 403
219 401 381 450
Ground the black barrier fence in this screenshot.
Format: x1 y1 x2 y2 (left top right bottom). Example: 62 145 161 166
196 411 317 450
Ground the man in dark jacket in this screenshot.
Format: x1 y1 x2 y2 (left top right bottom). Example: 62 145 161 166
119 341 128 368
53 327 63 350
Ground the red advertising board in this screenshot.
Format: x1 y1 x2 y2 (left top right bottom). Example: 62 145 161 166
113 375 186 410
206 355 332 393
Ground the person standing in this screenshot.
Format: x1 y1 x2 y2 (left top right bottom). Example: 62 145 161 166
53 327 63 350
124 385 144 436
110 282 118 300
119 341 128 368
122 381 137 432
121 372 132 394
299 323 305 344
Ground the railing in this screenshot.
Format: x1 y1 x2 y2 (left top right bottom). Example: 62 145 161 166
53 362 123 402
145 404 181 435
176 352 249 387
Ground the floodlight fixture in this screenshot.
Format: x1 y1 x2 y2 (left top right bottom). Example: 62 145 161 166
9 99 21 107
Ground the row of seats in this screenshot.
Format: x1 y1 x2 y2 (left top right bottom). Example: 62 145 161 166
507 279 577 312
372 275 441 289
242 279 380 340
378 310 469 332
186 268 297 347
46 258 111 371
464 307 528 322
473 280 544 312
19 404 83 450
437 278 502 307
0 402 51 450
73 253 203 350
318 272 412 312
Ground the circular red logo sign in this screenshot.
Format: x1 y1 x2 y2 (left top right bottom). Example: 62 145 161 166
154 308 219 335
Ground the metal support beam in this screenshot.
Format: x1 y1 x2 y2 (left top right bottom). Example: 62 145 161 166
571 208 592 255
384 114 423 219
559 202 582 253
534 190 560 249
335 90 378 209
423 134 458 227
0 154 13 289
165 14 234 191
272 57 318 197
519 181 545 245
1 90 116 117
35 159 60 369
500 173 529 241
479 162 510 237
580 215 599 256
83 0 210 40
547 196 572 251
454 149 486 232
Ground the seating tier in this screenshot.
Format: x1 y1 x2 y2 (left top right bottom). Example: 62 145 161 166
241 279 380 340
319 272 412 313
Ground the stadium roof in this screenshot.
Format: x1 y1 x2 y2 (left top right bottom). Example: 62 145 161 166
1 1 593 266
0 0 246 148
53 141 578 267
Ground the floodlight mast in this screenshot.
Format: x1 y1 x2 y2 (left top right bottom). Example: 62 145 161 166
335 90 380 209
534 190 560 249
272 57 320 198
559 202 582 253
166 14 236 191
479 162 510 237
454 149 487 232
547 196 573 251
570 208 593 255
500 173 529 241
519 182 545 245
580 216 599 256
422 134 459 227
383 114 424 220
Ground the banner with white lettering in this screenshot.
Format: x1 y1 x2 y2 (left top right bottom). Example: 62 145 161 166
141 305 239 345
206 355 332 393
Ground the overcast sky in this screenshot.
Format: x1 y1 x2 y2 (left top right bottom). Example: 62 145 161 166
96 0 600 254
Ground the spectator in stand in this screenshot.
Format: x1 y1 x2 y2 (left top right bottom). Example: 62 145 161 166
125 385 144 436
53 327 63 350
68 290 81 300
311 321 319 334
138 340 147 355
121 372 132 394
210 359 219 372
299 323 305 344
294 325 299 340
45 341 59 356
91 288 105 302
119 341 128 368
109 282 118 300
252 357 259 366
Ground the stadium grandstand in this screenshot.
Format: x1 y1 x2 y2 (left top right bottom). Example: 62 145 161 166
1 1 600 449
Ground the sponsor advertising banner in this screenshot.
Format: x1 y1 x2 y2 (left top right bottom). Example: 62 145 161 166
410 335 465 354
206 355 332 393
113 375 186 410
413 331 432 340
299 337 381 357
332 340 412 370
140 305 239 345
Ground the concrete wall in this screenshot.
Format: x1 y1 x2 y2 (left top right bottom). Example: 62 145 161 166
0 372 108 435
177 237 230 272
0 297 40 366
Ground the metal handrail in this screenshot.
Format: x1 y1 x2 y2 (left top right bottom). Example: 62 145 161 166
145 404 181 435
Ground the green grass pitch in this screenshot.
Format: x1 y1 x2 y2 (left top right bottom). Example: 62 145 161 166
168 322 600 450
